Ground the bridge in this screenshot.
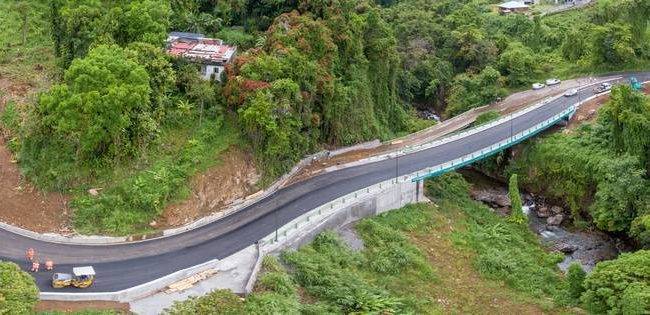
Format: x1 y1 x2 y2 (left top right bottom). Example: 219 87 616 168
0 72 648 299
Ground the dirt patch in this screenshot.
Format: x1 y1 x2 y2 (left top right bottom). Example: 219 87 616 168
409 208 549 314
35 300 130 313
159 147 260 228
0 136 71 233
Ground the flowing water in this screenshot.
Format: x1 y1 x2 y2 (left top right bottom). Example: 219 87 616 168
460 169 627 272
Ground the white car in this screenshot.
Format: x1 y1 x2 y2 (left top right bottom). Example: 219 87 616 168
532 83 545 90
546 78 561 86
564 88 578 97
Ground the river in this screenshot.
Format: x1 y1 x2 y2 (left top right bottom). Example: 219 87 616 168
459 169 629 272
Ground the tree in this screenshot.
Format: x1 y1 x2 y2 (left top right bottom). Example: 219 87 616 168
15 1 30 45
498 41 537 87
0 261 39 314
446 66 502 117
125 42 176 119
591 23 636 66
566 262 586 303
26 45 153 164
599 86 650 173
508 174 527 224
582 250 650 314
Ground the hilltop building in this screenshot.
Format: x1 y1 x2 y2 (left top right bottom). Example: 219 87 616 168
498 1 530 14
165 32 237 81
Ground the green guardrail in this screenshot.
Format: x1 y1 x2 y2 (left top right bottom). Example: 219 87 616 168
411 107 576 182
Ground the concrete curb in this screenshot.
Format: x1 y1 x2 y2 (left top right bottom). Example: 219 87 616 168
40 258 221 302
244 243 264 294
0 76 631 246
37 79 635 301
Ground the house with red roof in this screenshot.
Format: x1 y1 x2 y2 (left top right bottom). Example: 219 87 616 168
166 32 237 81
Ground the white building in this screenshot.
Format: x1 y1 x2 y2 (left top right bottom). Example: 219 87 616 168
166 32 237 81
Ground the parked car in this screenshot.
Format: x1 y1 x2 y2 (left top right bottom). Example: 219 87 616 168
564 88 578 97
532 83 545 90
593 82 612 94
546 78 561 86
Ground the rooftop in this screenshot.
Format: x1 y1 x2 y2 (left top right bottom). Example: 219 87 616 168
498 1 529 9
166 33 237 65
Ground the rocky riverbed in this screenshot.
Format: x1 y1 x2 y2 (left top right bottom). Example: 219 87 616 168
462 169 627 272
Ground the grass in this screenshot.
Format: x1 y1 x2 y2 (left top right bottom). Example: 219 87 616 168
71 117 246 235
167 172 577 314
0 0 58 92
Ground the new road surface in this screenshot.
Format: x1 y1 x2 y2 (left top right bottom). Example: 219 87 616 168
1 72 648 293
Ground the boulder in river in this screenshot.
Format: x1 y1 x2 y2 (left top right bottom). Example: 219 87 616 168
551 206 564 215
547 214 564 226
555 243 579 253
537 206 551 218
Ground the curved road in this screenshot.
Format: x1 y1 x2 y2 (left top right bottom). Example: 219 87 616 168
1 72 648 292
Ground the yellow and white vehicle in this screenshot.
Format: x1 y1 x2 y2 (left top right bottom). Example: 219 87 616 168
52 266 96 289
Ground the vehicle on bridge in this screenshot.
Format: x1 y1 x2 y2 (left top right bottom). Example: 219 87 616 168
593 82 612 93
564 88 578 97
52 266 96 289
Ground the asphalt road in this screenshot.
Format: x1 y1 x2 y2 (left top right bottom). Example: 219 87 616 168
0 72 647 292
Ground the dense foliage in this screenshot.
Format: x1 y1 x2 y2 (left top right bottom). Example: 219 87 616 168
581 250 650 314
50 0 171 68
225 2 408 177
21 45 153 187
508 174 526 224
0 261 39 314
426 173 565 299
167 172 571 312
511 86 650 246
383 0 650 116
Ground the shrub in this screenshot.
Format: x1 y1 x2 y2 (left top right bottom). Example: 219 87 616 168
244 292 300 315
474 110 501 126
508 174 527 225
581 250 650 314
0 261 39 314
164 289 244 315
566 262 586 302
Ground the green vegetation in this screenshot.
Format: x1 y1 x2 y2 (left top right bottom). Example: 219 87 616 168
0 261 39 314
427 173 564 301
507 174 527 225
225 3 409 178
474 110 501 126
581 250 650 314
510 86 650 246
384 0 650 117
566 262 586 303
167 172 573 313
0 0 57 83
72 119 242 235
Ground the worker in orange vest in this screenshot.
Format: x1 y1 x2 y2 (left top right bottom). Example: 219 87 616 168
26 248 35 262
45 258 54 271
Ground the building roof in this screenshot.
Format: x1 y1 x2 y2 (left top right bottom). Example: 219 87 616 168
168 32 205 40
166 33 236 65
498 1 529 9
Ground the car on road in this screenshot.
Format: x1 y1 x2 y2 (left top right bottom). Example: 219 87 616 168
532 83 545 90
564 88 578 97
593 82 612 94
546 78 561 86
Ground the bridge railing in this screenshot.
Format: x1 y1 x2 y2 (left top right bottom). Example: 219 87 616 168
409 105 576 182
260 104 577 250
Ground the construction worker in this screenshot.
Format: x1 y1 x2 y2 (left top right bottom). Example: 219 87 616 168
31 261 40 273
26 248 35 262
45 258 54 271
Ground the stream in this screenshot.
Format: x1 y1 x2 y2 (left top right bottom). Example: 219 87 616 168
460 169 629 272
